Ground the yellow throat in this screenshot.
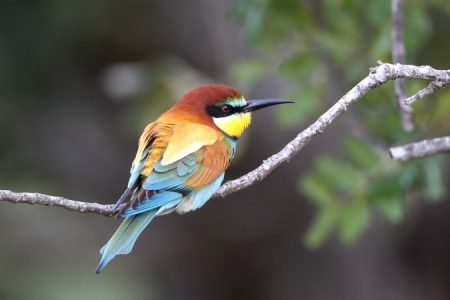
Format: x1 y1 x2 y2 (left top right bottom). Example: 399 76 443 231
213 112 252 138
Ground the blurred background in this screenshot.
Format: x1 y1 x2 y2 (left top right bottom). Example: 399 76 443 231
0 0 449 299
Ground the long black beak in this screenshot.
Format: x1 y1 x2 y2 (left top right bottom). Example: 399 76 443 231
243 98 294 112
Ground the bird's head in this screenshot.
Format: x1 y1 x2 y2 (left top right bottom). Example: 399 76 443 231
170 84 293 139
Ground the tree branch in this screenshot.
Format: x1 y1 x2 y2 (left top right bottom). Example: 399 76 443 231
1 63 449 216
404 79 450 105
391 0 414 132
0 189 117 217
390 136 450 161
213 62 450 197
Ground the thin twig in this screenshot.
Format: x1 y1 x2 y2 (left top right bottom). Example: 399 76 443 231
390 136 450 161
1 63 447 215
404 79 450 105
392 0 414 132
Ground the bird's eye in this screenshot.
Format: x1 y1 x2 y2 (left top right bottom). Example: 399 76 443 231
221 105 231 113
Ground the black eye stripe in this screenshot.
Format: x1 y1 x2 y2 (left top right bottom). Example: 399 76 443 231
206 104 238 118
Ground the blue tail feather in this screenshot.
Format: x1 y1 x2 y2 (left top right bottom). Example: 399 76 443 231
96 210 157 274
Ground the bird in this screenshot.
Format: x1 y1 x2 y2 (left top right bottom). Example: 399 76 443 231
96 84 293 273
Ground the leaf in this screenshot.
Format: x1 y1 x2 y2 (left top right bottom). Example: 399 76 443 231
344 137 378 170
369 176 402 198
299 174 334 206
396 162 420 192
375 195 404 224
304 205 339 249
338 199 370 244
316 156 360 191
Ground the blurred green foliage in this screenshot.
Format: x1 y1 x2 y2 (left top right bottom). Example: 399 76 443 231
232 0 450 247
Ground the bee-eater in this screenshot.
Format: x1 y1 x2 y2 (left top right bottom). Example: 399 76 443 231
96 84 292 273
